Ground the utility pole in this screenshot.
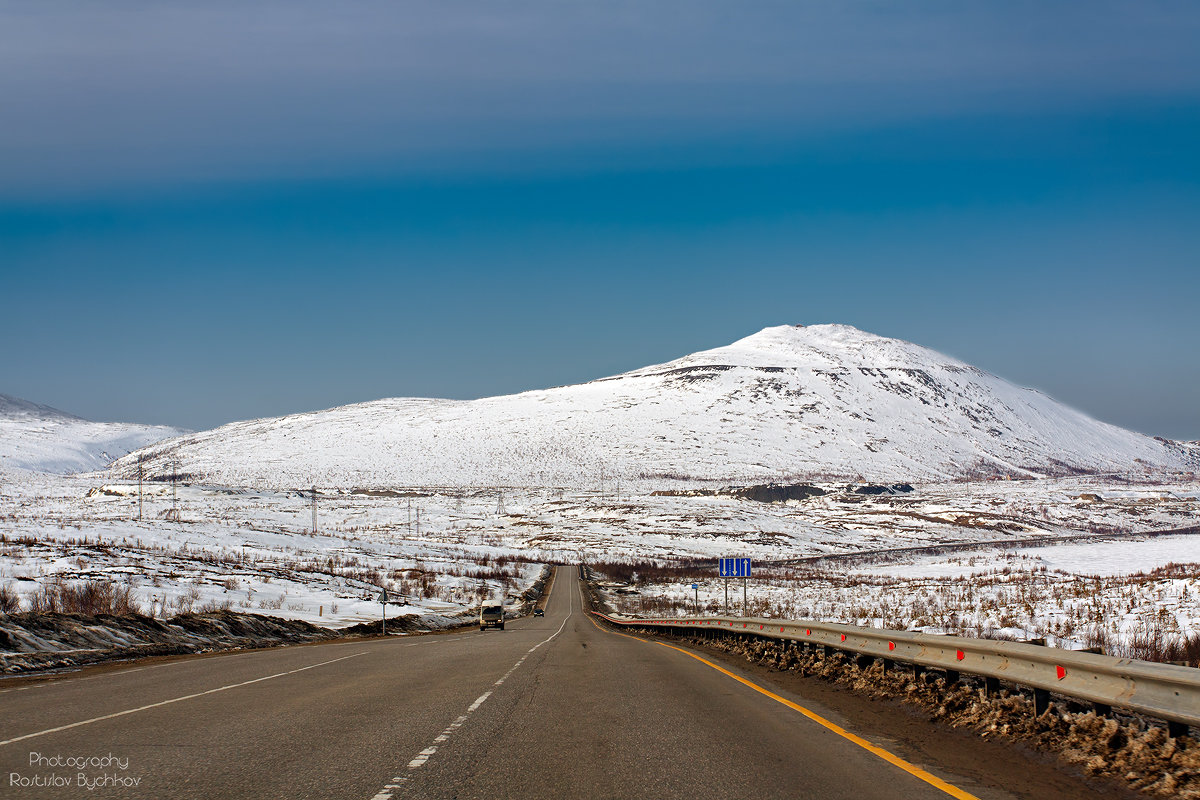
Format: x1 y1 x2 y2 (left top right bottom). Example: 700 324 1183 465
415 505 420 537
171 459 179 519
311 486 318 534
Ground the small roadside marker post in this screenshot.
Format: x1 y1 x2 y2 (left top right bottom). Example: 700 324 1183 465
380 588 388 635
692 583 699 615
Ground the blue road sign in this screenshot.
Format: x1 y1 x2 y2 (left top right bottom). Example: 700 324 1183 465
718 557 752 578
691 583 698 589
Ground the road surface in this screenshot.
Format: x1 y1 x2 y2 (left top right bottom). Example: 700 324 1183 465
0 568 1115 799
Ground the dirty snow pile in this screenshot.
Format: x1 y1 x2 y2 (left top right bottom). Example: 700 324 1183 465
0 611 338 674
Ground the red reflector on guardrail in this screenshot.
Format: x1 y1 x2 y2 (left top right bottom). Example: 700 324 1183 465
760 625 764 630
840 634 846 642
888 641 895 651
956 650 965 661
1057 666 1066 680
806 629 811 636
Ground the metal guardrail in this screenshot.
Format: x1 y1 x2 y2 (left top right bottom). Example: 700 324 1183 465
592 611 1200 735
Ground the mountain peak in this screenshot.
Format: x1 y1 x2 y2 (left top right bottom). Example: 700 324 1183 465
665 324 971 371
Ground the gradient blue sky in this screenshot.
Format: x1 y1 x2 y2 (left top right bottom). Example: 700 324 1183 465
2 1 1198 438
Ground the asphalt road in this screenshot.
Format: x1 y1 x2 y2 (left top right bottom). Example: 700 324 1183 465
0 568 1108 800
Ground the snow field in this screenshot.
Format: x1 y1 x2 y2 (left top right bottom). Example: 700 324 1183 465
2 467 1197 643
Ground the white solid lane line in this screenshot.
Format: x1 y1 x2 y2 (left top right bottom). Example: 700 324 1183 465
0 651 367 748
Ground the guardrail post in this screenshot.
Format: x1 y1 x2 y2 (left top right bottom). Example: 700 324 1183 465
984 676 1000 698
1168 721 1190 739
913 664 926 682
881 658 893 673
1033 688 1051 716
1093 702 1111 718
944 669 959 686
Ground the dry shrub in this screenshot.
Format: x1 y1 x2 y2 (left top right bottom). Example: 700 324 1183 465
27 579 142 616
197 598 233 613
0 582 20 613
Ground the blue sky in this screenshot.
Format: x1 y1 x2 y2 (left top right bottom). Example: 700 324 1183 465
2 2 1198 438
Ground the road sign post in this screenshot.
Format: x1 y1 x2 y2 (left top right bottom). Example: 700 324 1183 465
380 588 388 635
692 583 699 614
718 557 751 616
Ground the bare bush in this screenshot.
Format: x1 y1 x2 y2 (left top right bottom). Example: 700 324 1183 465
26 579 142 616
259 593 285 610
174 585 201 614
196 598 233 613
0 582 20 613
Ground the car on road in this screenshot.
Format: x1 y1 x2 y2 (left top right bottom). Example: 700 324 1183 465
533 608 545 617
479 603 505 630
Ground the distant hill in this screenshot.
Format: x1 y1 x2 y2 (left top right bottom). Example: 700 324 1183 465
112 325 1198 489
0 394 187 474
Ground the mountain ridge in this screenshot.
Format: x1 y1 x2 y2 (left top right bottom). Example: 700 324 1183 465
109 325 1198 489
0 393 84 421
0 394 188 475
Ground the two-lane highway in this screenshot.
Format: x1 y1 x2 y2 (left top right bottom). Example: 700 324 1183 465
1 568 1109 799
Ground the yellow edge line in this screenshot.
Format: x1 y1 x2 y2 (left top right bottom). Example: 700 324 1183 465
587 614 979 800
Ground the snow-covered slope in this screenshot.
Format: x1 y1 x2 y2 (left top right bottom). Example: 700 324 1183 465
112 325 1198 488
0 394 186 474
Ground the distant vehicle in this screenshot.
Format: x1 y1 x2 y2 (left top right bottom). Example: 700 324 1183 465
479 603 505 631
533 608 545 617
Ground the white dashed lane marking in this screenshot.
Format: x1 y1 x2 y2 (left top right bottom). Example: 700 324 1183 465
368 582 573 800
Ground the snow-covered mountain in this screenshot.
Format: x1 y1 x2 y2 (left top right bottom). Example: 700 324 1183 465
112 325 1198 489
0 394 187 475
